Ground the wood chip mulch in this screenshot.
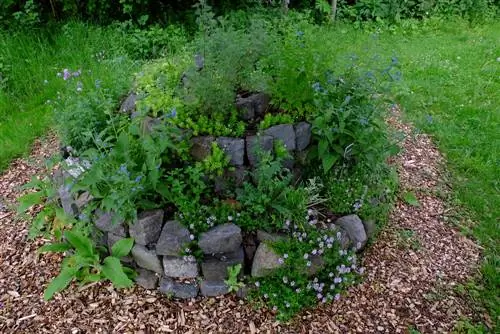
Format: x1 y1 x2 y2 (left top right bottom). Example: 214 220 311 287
0 111 482 333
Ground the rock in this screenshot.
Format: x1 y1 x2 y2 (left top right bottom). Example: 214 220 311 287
129 209 164 245
156 220 191 256
328 224 352 249
236 286 251 299
131 244 163 274
201 247 244 281
216 137 245 166
159 277 199 299
264 124 296 151
107 233 133 263
199 223 242 254
120 92 137 113
200 280 229 297
94 210 127 237
64 157 90 179
256 230 286 243
135 268 159 289
58 184 78 217
214 167 247 192
75 191 93 210
242 233 257 264
294 122 312 151
190 136 215 161
307 255 325 276
246 135 274 167
335 215 367 250
143 116 161 133
363 219 376 239
236 93 270 120
251 243 284 277
163 256 199 278
194 54 205 70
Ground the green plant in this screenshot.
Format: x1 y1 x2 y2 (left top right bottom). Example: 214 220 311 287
224 264 245 292
39 229 135 300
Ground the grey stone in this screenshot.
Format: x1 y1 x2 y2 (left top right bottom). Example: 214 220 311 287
328 224 352 249
335 214 367 251
363 219 376 239
129 209 164 245
194 54 205 70
135 268 159 289
236 286 251 299
251 243 284 277
156 220 191 256
163 256 199 278
159 277 199 299
264 124 296 151
143 116 161 133
58 184 78 217
214 167 247 192
306 255 325 277
107 233 133 263
75 191 93 210
216 137 245 166
236 93 270 120
120 92 137 113
190 136 215 161
294 122 312 151
199 223 242 255
131 244 163 274
256 230 286 243
201 247 244 281
65 157 90 179
282 157 295 170
246 135 274 167
200 280 229 297
94 210 127 237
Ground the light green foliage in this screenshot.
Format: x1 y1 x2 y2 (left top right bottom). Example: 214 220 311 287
258 113 295 131
197 142 230 177
224 264 245 293
39 230 135 300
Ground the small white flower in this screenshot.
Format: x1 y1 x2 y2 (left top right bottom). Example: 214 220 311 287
303 253 309 260
283 253 289 259
189 234 195 240
255 281 260 287
228 215 233 221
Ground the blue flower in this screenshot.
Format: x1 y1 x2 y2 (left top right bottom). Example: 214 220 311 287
312 82 322 93
134 175 143 183
167 107 177 118
296 30 304 37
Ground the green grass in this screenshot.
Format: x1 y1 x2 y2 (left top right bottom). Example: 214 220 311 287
0 23 139 170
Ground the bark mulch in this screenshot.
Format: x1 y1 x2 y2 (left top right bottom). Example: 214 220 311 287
0 111 481 333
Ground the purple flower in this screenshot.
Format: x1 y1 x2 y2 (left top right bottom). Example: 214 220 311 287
63 69 71 80
278 258 284 265
334 293 341 301
334 277 342 284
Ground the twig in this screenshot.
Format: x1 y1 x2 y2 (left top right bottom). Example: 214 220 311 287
16 314 36 323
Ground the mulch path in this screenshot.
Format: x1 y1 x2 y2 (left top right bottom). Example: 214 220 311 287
0 110 482 333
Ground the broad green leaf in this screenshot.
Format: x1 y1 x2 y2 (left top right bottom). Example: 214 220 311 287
318 140 328 156
403 191 420 207
38 242 72 253
44 267 76 300
101 256 134 288
322 155 338 173
64 230 94 258
17 191 44 213
111 238 134 258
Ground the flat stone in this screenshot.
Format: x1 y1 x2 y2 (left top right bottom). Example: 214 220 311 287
120 92 137 113
216 137 245 166
159 277 199 299
246 135 274 167
200 280 229 297
156 220 191 256
163 256 199 278
199 223 242 254
94 210 126 237
201 247 244 281
294 122 312 151
58 184 78 217
135 268 159 289
131 244 163 274
335 214 367 251
214 167 247 192
129 209 164 245
251 243 284 277
236 93 270 120
190 136 215 161
363 219 376 239
264 124 296 151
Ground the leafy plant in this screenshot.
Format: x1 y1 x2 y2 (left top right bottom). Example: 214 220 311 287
224 264 245 293
39 229 135 300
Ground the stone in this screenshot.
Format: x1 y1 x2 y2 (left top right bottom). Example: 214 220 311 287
201 247 244 281
135 268 159 289
65 157 90 179
58 184 78 217
328 224 352 249
251 243 284 277
335 214 367 251
143 116 161 133
119 92 137 113
190 136 215 161
214 167 247 192
246 135 274 166
159 277 199 299
200 280 229 297
75 191 93 210
306 255 325 277
163 256 199 278
131 244 163 274
256 230 286 243
94 210 127 237
129 209 164 245
236 93 270 120
216 137 245 166
294 122 312 151
264 124 296 151
236 286 251 299
363 219 376 239
156 220 191 256
242 232 257 263
199 223 242 254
